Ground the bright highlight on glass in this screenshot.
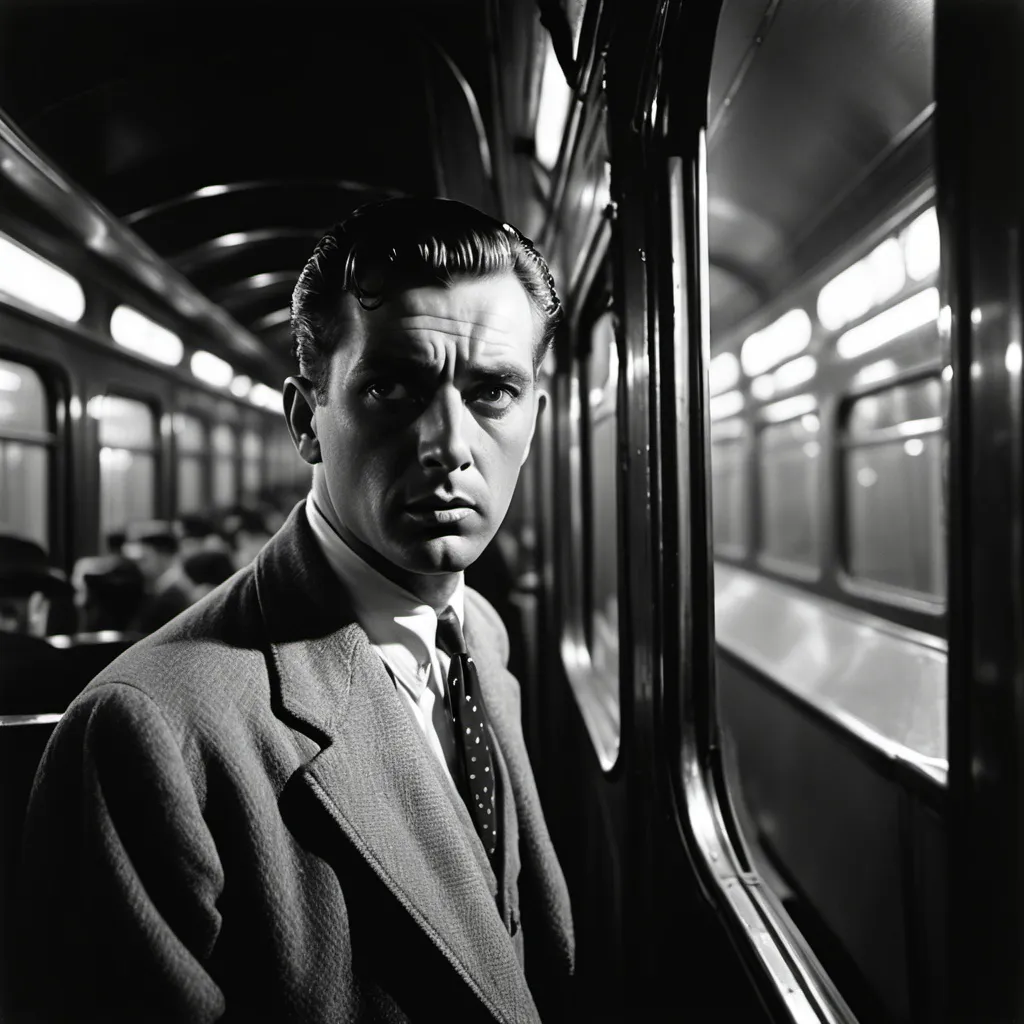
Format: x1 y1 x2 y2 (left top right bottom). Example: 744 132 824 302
250 383 282 411
903 439 925 457
761 393 817 423
836 287 940 360
750 375 775 401
190 350 234 388
110 305 184 366
0 232 86 322
903 207 940 282
740 309 812 377
230 375 252 399
772 355 817 391
710 389 744 421
0 367 22 391
535 38 574 170
817 238 907 332
709 352 740 396
853 359 898 389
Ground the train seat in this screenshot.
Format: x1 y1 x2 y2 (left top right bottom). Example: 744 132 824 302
0 714 61 1011
0 631 139 715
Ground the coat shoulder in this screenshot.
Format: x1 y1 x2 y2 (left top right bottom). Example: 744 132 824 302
82 563 268 738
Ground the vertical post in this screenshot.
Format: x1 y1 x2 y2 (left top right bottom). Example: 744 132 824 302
938 0 1024 1019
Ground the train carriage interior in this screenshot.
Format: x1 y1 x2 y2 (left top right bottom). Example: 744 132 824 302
0 0 1020 1020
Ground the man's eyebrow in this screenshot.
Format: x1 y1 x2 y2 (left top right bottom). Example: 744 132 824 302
464 363 533 390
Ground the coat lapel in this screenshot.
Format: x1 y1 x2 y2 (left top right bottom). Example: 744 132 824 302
254 503 540 1024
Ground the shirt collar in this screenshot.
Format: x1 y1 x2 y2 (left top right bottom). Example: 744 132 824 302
305 496 465 698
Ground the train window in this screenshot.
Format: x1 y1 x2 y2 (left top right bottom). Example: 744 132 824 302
843 377 945 598
241 429 264 499
175 413 208 514
757 410 821 572
211 424 238 509
710 419 747 556
0 358 52 549
97 395 157 538
584 310 619 676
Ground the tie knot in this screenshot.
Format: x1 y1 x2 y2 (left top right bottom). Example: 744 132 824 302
435 606 467 657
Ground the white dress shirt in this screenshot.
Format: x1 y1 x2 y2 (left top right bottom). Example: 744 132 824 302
305 498 465 787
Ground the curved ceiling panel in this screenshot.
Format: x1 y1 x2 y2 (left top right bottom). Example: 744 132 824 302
0 0 495 363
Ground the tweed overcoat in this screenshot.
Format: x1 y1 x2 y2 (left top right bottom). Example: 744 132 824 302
14 502 574 1023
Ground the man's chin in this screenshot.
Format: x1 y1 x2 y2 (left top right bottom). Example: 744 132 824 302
396 535 482 575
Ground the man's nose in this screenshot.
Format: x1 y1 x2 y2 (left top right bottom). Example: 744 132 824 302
417 385 473 473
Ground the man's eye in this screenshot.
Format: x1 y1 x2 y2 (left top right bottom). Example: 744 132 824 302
473 386 515 410
366 381 413 403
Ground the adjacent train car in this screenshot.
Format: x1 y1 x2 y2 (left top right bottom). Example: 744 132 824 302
1 0 1022 1021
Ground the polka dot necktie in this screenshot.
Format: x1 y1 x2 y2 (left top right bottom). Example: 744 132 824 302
435 606 500 864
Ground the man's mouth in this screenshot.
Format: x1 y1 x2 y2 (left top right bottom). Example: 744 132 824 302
403 494 478 525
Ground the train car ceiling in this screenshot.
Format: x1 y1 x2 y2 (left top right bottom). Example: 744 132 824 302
0 1 500 367
707 0 934 341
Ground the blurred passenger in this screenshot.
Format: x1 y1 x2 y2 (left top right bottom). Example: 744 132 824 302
0 535 68 706
224 507 273 568
71 555 146 633
176 513 221 559
105 530 126 556
122 522 192 632
182 550 236 601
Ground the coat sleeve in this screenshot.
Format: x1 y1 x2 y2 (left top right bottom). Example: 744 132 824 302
13 682 226 1023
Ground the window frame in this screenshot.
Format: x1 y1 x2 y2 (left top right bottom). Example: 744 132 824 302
556 272 622 772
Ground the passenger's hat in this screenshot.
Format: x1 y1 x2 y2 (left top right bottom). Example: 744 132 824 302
122 520 180 558
0 534 72 597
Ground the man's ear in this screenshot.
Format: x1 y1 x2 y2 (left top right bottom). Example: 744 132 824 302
284 377 322 465
520 388 548 467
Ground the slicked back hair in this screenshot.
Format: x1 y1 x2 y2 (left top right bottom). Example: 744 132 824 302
291 197 560 398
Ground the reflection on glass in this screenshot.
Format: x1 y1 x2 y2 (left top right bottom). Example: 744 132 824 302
587 312 619 673
759 415 821 570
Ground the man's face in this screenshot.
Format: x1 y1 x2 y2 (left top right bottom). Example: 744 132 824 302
309 273 544 576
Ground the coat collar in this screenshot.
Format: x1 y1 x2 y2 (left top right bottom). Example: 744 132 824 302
254 502 541 1024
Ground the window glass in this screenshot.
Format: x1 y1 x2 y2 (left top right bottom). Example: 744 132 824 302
0 359 51 548
175 412 205 453
97 395 156 537
844 378 945 597
0 358 48 434
241 429 263 498
586 312 619 673
211 424 237 508
758 412 821 570
710 422 747 555
175 413 207 514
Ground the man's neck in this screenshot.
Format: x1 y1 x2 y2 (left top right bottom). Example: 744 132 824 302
310 475 460 611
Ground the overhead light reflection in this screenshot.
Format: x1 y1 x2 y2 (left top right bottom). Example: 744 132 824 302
709 352 740 396
836 287 939 360
740 308 812 377
904 207 940 281
710 390 744 421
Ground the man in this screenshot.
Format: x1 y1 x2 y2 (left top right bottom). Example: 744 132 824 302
14 198 574 1023
0 534 69 712
123 521 194 632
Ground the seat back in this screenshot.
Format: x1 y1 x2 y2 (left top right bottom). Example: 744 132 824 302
0 714 60 1006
